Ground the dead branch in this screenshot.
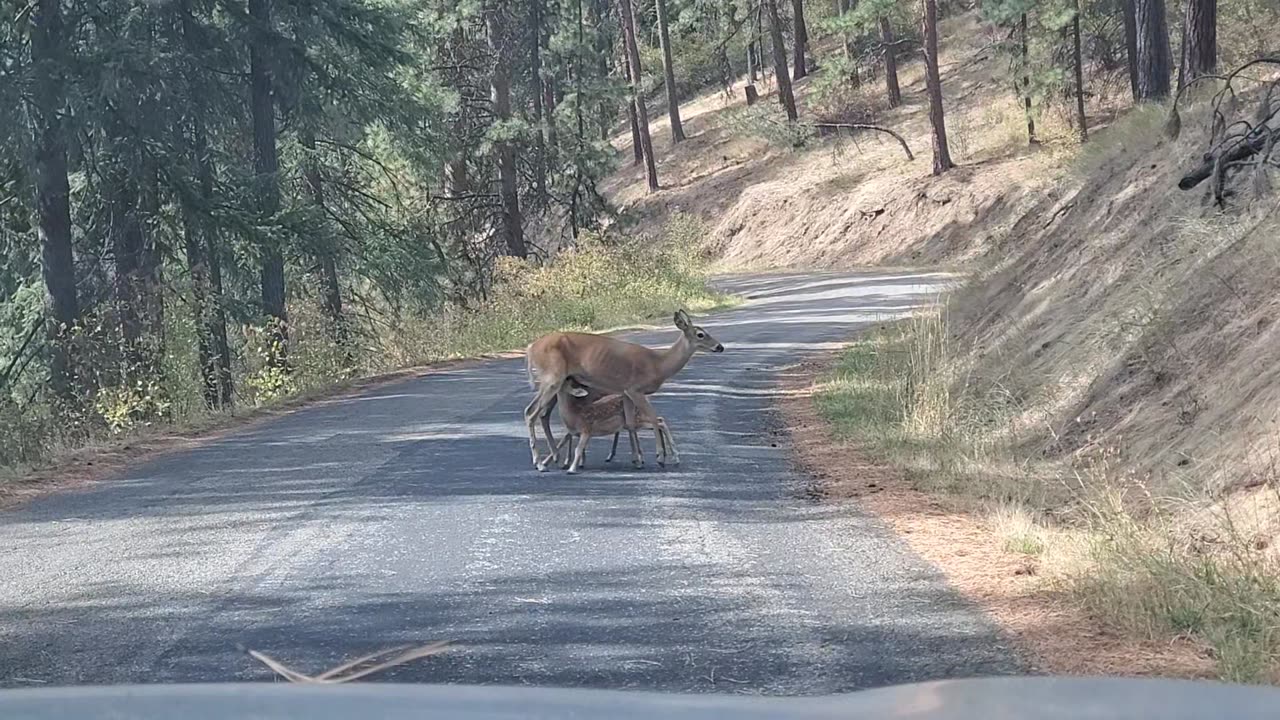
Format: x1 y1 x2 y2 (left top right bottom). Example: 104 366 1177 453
1178 58 1280 194
812 123 915 161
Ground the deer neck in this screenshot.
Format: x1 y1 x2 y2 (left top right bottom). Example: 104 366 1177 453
651 334 694 389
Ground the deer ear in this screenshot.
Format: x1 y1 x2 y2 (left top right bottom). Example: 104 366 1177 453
673 309 691 329
568 385 589 398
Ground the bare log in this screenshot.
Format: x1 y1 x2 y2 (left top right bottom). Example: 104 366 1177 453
1180 133 1265 189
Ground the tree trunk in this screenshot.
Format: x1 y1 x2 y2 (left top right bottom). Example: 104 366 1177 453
1020 13 1037 143
182 200 220 410
31 0 80 402
655 0 685 142
757 6 768 83
790 0 809 79
107 158 147 379
1122 0 1140 99
766 0 798 120
248 0 288 366
620 0 659 191
1072 0 1089 142
748 41 758 82
204 218 233 407
622 56 644 165
839 0 859 86
484 0 528 256
180 2 231 407
1134 0 1172 99
880 17 902 108
530 0 549 203
300 131 347 356
139 160 163 356
1178 0 1216 90
593 0 612 141
921 0 953 174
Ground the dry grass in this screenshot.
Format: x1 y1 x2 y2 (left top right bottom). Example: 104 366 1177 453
810 305 1280 682
781 353 1215 678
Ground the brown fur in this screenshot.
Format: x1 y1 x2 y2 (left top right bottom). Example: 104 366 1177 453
523 310 723 468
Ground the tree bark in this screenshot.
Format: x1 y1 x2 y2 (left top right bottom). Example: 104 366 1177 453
1178 0 1216 90
654 0 685 142
31 0 80 402
790 0 809 79
484 0 528 256
248 0 288 366
1134 0 1171 99
921 0 953 174
622 55 644 165
300 131 347 356
183 123 233 409
1072 0 1089 142
620 0 659 191
880 17 902 108
180 2 231 407
107 156 148 378
839 0 860 86
748 41 758 82
531 0 549 203
766 0 798 120
1122 0 1140 99
1020 13 1037 143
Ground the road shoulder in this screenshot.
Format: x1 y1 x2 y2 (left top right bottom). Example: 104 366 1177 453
776 352 1215 679
0 352 522 511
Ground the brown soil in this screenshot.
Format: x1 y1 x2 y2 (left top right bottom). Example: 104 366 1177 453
777 353 1216 678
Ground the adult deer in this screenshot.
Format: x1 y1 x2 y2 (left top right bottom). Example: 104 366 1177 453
524 309 724 468
538 377 676 474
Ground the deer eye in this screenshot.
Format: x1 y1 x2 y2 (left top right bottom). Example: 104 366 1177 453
696 331 705 338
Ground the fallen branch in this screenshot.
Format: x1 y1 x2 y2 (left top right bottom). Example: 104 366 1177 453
812 123 915 161
1179 122 1278 190
1177 58 1280 192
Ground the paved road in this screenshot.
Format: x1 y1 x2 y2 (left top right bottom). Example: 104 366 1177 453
0 271 1021 693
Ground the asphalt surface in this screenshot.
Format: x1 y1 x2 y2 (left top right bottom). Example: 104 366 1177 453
0 271 1022 693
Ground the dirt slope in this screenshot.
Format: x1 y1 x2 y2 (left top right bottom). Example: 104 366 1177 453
605 10 1280 537
603 13 1062 270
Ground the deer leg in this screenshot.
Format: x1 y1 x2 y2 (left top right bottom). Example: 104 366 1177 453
660 418 681 466
524 378 563 467
539 393 560 462
538 431 573 473
622 391 644 468
568 432 591 475
626 393 666 467
605 433 619 463
628 429 641 467
561 434 574 470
